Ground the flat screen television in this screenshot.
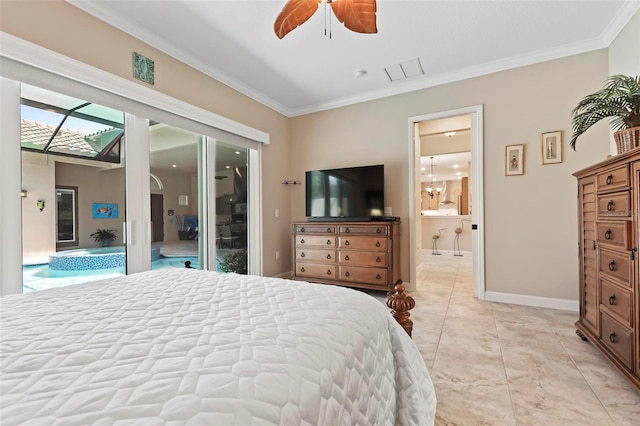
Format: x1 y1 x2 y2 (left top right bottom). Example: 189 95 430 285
305 164 384 221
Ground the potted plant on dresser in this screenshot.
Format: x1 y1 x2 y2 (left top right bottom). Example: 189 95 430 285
90 228 117 247
570 74 640 153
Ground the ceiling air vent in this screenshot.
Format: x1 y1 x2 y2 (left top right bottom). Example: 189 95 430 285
384 57 424 82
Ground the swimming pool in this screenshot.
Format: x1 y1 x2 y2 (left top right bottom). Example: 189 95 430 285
23 255 201 293
49 246 161 271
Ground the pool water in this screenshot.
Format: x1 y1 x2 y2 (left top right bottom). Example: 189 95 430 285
23 256 200 293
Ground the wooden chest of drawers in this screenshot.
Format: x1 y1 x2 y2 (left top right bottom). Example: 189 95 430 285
575 148 640 391
291 221 400 291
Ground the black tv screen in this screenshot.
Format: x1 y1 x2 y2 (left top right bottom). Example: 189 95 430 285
305 165 384 221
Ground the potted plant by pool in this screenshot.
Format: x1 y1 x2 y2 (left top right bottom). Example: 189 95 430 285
90 228 117 247
570 74 640 153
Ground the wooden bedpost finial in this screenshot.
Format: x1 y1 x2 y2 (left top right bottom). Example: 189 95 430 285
386 281 415 337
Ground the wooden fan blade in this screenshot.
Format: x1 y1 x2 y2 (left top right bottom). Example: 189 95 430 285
331 0 377 34
274 0 321 39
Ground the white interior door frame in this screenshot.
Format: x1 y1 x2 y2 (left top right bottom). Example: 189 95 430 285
408 105 485 298
124 113 152 274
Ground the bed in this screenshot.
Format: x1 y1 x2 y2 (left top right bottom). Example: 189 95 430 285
0 269 436 425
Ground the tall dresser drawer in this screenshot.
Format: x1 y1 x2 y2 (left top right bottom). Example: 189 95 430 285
596 221 632 249
338 251 388 267
339 225 388 236
599 279 632 326
339 266 387 285
596 165 629 192
598 248 632 287
600 312 633 370
296 248 336 262
597 192 631 219
339 236 387 250
295 235 336 247
296 262 336 280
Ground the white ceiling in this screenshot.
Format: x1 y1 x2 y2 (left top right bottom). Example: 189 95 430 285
67 0 639 118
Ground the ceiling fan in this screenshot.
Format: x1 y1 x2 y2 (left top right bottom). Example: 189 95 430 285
274 0 377 39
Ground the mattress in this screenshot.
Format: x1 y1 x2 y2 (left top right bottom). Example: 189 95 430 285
0 269 436 425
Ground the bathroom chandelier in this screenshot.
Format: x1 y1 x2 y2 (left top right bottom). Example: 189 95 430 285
426 156 442 199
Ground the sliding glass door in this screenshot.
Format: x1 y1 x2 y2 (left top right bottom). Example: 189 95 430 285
1 69 264 296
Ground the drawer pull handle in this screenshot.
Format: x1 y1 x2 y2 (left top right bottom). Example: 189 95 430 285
607 200 614 211
326 254 331 260
376 257 381 263
326 227 332 233
326 269 332 276
345 271 350 277
345 228 350 233
301 252 305 257
609 332 617 344
604 229 612 240
376 241 381 248
608 260 616 271
300 267 305 272
606 174 612 185
609 295 616 305
375 274 381 280
301 227 305 232
345 241 350 246
376 228 382 234
326 239 332 245
345 255 350 261
300 238 305 244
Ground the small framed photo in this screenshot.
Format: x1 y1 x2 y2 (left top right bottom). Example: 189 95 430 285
541 131 562 164
505 144 524 176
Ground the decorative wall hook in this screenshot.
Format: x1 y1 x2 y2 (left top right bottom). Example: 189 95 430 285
37 200 45 211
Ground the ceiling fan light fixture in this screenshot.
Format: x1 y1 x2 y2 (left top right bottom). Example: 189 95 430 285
274 0 377 39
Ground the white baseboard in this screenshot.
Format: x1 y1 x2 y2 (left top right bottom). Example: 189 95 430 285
421 249 472 256
484 291 578 312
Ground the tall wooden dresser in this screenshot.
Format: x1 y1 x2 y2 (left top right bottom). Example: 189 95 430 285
574 147 640 391
291 221 401 291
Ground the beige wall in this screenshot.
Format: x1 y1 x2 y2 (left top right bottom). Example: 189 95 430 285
609 10 640 80
290 50 611 301
0 0 291 277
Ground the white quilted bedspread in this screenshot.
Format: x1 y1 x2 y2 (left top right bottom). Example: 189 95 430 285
1 269 435 425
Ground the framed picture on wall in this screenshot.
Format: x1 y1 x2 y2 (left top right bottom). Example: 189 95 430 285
541 131 562 164
505 144 524 176
92 203 118 219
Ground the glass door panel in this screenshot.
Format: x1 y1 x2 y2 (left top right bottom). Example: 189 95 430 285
215 142 248 274
20 83 126 292
148 123 202 270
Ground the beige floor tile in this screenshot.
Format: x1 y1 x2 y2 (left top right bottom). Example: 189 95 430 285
412 253 639 425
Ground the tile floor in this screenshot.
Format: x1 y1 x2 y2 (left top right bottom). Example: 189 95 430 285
410 253 640 426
